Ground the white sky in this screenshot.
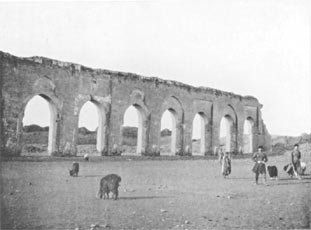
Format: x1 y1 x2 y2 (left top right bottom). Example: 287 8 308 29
2 0 310 136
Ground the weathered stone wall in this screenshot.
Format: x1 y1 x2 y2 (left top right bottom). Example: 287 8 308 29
0 51 271 156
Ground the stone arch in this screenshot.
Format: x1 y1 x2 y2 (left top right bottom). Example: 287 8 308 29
219 104 238 153
20 93 61 155
160 96 184 155
191 112 209 155
243 116 255 153
33 77 56 92
121 102 150 155
118 89 150 155
130 89 145 103
76 95 109 154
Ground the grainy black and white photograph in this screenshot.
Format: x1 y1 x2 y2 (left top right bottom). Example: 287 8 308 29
0 1 310 229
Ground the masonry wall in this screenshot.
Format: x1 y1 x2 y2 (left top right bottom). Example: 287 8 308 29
0 51 272 156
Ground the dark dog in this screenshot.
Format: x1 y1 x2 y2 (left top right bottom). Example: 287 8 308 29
283 164 294 177
69 162 79 177
97 174 121 200
267 165 278 179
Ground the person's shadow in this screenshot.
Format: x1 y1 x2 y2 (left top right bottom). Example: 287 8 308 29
268 175 311 186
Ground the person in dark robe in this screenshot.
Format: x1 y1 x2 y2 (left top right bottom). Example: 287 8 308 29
252 146 268 185
291 144 302 180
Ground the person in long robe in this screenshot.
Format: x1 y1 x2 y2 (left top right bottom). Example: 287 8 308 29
219 149 231 178
291 144 302 180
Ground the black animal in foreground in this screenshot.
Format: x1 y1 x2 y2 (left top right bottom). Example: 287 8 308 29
69 162 79 177
97 174 121 200
267 165 278 179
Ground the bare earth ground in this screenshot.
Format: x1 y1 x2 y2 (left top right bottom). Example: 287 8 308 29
1 153 311 230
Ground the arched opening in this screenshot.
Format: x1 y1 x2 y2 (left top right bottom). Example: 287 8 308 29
78 101 105 155
22 95 57 155
160 109 177 155
121 105 144 155
192 113 207 156
243 117 254 154
219 115 234 153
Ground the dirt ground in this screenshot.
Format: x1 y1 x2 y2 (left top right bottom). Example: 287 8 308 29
1 153 311 230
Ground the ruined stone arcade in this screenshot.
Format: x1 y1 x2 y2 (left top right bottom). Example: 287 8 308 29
0 51 271 156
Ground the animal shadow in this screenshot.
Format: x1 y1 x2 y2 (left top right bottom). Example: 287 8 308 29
119 196 169 200
83 175 103 178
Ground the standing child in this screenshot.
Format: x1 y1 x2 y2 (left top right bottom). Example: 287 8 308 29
219 149 231 178
252 146 268 185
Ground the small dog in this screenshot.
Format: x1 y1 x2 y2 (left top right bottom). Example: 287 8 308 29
283 163 294 177
267 165 278 179
97 174 121 200
69 162 79 177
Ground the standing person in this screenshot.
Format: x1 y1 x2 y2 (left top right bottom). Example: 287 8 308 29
252 146 268 185
291 144 302 180
219 149 231 178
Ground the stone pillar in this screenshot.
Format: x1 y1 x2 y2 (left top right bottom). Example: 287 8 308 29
175 116 184 156
63 112 79 156
59 100 78 156
205 118 213 155
212 119 220 155
108 104 123 156
145 112 161 156
236 117 244 154
251 125 258 153
1 91 26 156
183 117 192 156
229 120 239 154
140 113 150 155
6 113 23 156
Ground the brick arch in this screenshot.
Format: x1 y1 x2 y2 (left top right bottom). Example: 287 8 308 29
219 104 238 153
160 96 183 116
245 116 255 129
225 104 238 122
191 112 209 128
20 92 62 155
191 112 209 155
76 95 110 155
243 107 257 126
160 96 184 155
190 100 213 155
243 116 256 153
121 101 150 155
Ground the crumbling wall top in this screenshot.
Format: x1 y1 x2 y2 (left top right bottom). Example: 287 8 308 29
1 50 259 103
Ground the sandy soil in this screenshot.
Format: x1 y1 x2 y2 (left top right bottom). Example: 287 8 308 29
1 153 310 230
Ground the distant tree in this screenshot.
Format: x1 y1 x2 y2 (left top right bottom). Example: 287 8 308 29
78 127 92 135
23 124 46 132
122 126 138 138
161 128 172 137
